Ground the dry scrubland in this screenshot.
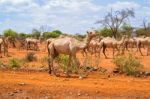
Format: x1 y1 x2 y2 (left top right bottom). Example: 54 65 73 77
0 43 150 99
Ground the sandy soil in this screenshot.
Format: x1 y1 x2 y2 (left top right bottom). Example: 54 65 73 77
0 44 150 99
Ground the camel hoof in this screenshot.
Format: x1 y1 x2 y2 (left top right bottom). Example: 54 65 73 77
49 71 52 74
66 74 71 78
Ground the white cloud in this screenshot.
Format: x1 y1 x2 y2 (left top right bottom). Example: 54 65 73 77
107 1 141 10
0 0 102 34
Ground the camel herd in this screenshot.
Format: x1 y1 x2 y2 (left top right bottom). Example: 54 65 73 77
1 30 150 76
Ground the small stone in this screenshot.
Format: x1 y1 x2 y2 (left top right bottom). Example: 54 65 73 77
85 93 89 96
18 83 26 86
144 72 150 76
94 82 97 85
79 76 83 79
25 97 30 99
77 93 81 96
13 91 18 93
96 90 99 94
107 75 110 78
9 93 14 96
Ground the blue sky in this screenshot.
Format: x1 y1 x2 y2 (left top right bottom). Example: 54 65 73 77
0 0 150 34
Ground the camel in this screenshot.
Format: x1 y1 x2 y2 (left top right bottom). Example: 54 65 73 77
25 38 40 51
45 35 66 51
98 35 127 58
88 37 103 56
133 36 150 56
47 30 96 77
124 37 136 51
0 37 8 57
6 36 16 48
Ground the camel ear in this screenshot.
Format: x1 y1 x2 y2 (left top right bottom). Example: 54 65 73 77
87 31 89 34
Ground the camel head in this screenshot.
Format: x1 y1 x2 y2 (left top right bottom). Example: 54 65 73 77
86 30 96 40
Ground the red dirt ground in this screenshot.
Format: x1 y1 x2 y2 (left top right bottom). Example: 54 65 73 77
0 44 150 99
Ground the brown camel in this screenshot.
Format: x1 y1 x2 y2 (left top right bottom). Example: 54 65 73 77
47 30 96 77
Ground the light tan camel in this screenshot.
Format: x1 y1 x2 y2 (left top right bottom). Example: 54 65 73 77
134 36 150 56
88 37 103 56
45 35 66 51
25 38 40 51
47 30 96 77
98 36 127 58
0 37 8 57
124 37 136 51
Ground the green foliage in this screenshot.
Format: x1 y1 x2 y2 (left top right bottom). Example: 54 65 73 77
43 30 62 39
74 34 85 41
55 55 69 72
40 56 48 63
113 54 143 76
97 28 113 37
8 58 21 69
0 60 3 66
55 54 78 73
25 52 37 62
52 30 62 35
136 28 150 36
32 29 41 39
18 33 30 38
121 23 133 36
3 29 18 38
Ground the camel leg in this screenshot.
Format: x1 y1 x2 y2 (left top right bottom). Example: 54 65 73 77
147 44 150 56
73 55 80 75
0 44 2 58
98 46 102 58
113 47 115 58
66 55 72 77
103 45 107 59
48 55 57 76
48 56 52 74
138 43 143 56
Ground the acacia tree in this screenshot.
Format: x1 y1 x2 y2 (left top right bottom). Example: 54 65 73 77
96 9 134 38
142 19 150 31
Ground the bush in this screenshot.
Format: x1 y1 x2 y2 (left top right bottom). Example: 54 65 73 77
18 33 28 39
74 34 85 41
43 30 62 39
8 58 21 69
32 29 41 39
3 29 18 38
97 27 113 37
25 52 37 62
0 60 4 67
113 54 143 76
55 54 78 73
55 55 69 72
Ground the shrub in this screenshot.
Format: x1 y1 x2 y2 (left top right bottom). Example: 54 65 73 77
55 54 79 73
43 30 62 39
55 55 69 72
113 54 143 76
74 34 85 41
32 29 41 39
0 60 4 67
3 29 18 38
25 52 37 62
8 58 21 69
97 27 113 37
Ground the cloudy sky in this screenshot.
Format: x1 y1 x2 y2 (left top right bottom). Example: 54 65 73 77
0 0 150 34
